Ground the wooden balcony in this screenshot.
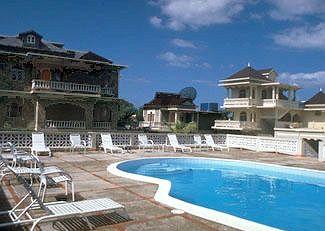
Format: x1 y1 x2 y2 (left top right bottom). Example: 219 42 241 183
31 79 115 96
212 120 260 130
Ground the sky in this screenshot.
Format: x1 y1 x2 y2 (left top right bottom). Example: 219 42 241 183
0 0 324 107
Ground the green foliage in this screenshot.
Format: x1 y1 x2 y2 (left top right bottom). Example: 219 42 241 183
170 121 197 134
183 121 197 133
117 99 137 128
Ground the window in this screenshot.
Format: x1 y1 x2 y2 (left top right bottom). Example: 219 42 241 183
148 112 154 122
6 103 22 118
26 34 36 44
239 89 246 98
239 111 247 121
315 111 322 116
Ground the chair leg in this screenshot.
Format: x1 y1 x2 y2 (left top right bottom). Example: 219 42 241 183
71 181 75 201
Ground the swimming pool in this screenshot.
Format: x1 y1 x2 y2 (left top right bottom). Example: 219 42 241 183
107 157 325 231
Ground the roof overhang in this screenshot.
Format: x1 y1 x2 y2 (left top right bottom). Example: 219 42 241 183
0 50 127 69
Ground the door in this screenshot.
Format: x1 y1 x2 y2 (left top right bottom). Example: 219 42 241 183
41 69 51 81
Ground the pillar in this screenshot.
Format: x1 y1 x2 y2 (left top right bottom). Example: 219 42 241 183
84 103 94 130
272 87 275 99
249 86 253 99
275 87 279 100
34 99 45 131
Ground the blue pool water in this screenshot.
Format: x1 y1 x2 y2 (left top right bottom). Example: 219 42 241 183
117 158 325 231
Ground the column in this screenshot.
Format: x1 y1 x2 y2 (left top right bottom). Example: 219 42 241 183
84 103 94 130
226 88 230 99
174 112 178 123
34 99 45 131
272 87 275 99
249 86 253 99
275 87 279 100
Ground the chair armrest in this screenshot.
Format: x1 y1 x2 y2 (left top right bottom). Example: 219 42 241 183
148 140 154 145
201 140 207 144
81 140 87 146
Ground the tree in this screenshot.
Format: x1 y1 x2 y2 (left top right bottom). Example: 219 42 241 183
117 99 137 129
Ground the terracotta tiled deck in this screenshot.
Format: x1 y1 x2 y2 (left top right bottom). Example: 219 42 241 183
1 149 325 231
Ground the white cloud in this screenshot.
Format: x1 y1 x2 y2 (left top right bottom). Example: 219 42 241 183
149 0 246 30
273 23 325 50
268 0 325 20
278 71 325 87
158 51 193 67
171 38 197 48
158 51 211 69
149 16 163 28
191 79 216 87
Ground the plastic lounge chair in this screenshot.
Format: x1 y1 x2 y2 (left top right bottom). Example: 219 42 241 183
0 155 74 201
69 134 87 153
100 133 124 154
204 134 229 151
193 134 209 150
167 134 192 153
0 175 124 231
31 133 52 157
138 134 155 151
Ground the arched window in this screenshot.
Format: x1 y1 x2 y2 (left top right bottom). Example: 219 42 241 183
239 89 246 98
239 112 247 121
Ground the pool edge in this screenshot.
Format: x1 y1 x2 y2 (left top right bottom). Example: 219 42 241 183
106 156 313 231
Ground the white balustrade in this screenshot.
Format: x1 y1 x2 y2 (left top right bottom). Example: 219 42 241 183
101 87 115 96
31 79 113 96
223 98 253 107
213 120 259 130
139 121 171 130
92 121 112 129
45 120 86 129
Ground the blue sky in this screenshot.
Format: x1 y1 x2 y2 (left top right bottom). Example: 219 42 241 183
0 0 324 107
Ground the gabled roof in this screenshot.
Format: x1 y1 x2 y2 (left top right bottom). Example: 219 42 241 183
143 92 196 110
0 30 117 66
227 66 273 81
305 91 325 105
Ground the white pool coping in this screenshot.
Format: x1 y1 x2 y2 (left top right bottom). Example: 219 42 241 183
107 156 325 231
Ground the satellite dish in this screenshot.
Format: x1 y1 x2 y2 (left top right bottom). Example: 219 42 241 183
179 87 197 100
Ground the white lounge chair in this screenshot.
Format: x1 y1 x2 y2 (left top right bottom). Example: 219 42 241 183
31 133 52 157
138 134 155 151
100 133 124 154
0 175 124 231
204 134 229 151
193 134 209 150
0 153 74 201
167 134 192 153
70 134 87 153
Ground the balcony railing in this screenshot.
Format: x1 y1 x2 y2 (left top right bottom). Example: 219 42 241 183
92 121 112 129
212 120 259 130
223 98 300 109
139 121 172 131
223 98 257 108
31 80 115 96
45 120 86 129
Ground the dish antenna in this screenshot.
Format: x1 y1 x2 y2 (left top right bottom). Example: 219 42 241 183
179 87 197 100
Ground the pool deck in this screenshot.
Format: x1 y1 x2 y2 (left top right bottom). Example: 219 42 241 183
1 148 325 231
